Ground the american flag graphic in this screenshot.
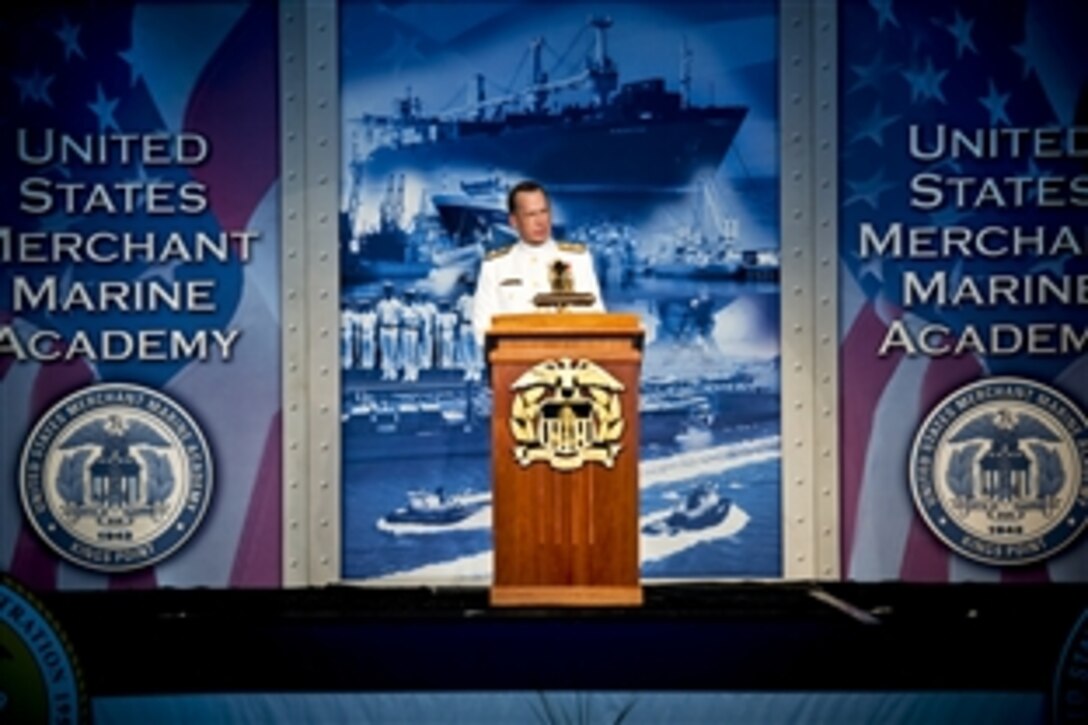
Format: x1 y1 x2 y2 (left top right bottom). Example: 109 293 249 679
840 0 1088 581
0 2 281 590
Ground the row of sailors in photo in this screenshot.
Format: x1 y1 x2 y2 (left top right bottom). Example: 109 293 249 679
340 288 482 382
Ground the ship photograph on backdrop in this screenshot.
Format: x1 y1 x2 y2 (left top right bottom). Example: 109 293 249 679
338 1 782 583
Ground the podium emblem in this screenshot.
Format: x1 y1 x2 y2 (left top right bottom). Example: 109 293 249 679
510 357 625 470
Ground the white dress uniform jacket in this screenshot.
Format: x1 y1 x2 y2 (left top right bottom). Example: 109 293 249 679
472 238 604 345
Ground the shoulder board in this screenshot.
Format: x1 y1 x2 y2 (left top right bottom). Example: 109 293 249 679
485 244 514 261
557 241 587 253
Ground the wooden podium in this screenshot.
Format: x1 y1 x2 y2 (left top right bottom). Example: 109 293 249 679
486 313 644 607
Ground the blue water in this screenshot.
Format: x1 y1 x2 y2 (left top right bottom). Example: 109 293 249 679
342 422 782 580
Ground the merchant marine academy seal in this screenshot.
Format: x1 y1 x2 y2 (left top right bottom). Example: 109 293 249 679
909 376 1088 566
19 382 213 572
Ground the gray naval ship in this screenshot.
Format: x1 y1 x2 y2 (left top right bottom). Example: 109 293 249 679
347 17 747 193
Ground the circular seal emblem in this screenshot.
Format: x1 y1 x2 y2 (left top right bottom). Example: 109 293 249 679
19 382 214 572
1054 609 1088 723
909 377 1088 566
0 574 86 723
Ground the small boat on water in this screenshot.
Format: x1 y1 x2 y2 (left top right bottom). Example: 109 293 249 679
385 487 482 525
642 482 731 536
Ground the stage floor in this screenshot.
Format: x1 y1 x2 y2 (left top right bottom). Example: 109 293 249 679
38 582 1088 696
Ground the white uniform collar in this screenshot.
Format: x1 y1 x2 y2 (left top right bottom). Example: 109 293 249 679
515 237 557 255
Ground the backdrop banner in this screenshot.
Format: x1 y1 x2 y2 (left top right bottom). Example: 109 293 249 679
0 1 282 590
839 0 1088 582
338 0 783 583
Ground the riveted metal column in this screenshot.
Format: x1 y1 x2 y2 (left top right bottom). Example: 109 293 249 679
779 0 820 579
812 2 841 581
303 0 342 586
280 0 309 587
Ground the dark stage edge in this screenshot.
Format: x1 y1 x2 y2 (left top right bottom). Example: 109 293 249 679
38 582 1088 696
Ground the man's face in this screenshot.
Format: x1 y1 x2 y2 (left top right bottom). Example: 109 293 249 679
509 189 551 245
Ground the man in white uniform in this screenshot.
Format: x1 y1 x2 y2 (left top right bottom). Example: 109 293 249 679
375 282 402 381
472 180 604 346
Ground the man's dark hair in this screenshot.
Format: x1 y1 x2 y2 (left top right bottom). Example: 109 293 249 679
507 180 548 214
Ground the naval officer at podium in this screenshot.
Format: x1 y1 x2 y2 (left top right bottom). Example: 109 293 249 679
472 180 604 345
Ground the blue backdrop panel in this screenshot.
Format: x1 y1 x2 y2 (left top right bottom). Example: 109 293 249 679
838 0 1088 582
0 1 282 590
338 0 783 583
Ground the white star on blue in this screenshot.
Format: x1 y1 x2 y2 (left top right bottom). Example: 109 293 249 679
118 46 144 87
88 84 121 132
849 50 899 94
901 57 947 104
844 168 896 209
849 102 900 147
1011 40 1037 80
945 10 977 59
978 79 1011 126
12 69 55 107
55 17 85 61
868 0 899 30
857 255 885 284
